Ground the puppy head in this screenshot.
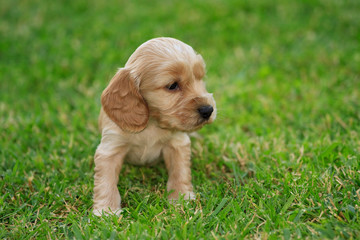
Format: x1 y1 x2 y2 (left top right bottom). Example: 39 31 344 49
101 37 216 133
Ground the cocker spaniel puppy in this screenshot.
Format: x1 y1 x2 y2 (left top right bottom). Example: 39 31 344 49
93 37 216 216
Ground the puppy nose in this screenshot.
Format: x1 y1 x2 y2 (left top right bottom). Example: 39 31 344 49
198 105 213 120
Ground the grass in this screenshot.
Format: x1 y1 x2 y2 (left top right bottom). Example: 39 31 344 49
1 0 359 239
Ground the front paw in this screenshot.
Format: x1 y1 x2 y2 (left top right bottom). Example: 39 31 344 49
168 191 196 201
93 208 122 217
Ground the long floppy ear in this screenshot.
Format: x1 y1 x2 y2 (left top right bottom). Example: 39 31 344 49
101 68 149 133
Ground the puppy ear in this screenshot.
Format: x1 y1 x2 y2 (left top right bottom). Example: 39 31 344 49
101 68 149 133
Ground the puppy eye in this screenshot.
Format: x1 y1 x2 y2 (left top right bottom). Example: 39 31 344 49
167 82 179 91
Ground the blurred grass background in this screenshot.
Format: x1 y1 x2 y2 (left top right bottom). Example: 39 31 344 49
1 0 359 239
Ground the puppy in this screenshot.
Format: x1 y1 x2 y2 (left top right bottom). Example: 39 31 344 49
93 37 216 216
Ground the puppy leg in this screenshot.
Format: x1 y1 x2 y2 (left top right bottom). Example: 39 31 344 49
93 141 128 216
163 135 195 200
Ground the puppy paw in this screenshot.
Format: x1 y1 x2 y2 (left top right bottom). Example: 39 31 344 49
184 191 196 200
93 208 122 217
168 191 196 202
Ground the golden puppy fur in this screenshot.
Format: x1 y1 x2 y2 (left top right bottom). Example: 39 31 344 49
93 37 216 216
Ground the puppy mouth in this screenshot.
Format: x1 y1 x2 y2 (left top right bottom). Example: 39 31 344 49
189 116 212 131
186 105 216 131
152 104 215 132
196 117 209 126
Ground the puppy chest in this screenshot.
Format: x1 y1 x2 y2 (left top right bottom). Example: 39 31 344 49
120 123 174 165
125 141 164 165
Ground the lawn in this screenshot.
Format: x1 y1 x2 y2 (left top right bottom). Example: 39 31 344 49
1 0 359 239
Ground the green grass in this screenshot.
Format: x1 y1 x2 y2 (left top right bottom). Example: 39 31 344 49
1 0 360 239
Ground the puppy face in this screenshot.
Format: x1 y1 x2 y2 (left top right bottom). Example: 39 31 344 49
101 38 216 133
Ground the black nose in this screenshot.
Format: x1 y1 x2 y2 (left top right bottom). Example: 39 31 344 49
198 105 213 120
